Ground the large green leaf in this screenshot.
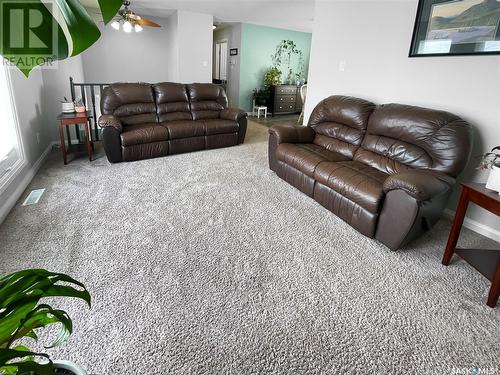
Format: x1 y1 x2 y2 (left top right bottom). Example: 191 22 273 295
0 348 53 375
98 0 124 24
0 269 90 347
53 0 101 56
7 304 73 349
0 0 122 76
0 269 91 311
0 269 90 375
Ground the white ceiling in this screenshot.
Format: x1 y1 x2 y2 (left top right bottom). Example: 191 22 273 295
82 0 315 33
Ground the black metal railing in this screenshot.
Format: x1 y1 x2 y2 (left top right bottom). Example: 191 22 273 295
69 77 110 142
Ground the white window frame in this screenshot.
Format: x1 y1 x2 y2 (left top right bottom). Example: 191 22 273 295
0 67 25 195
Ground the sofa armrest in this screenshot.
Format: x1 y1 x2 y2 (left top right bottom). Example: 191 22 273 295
98 115 122 133
383 170 455 202
268 125 315 144
220 108 247 122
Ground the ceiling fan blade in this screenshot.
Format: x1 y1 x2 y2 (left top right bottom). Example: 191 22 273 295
135 18 161 27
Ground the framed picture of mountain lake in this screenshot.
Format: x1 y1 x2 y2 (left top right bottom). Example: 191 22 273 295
409 0 500 56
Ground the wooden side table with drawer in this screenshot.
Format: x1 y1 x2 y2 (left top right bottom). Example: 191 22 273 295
57 112 93 165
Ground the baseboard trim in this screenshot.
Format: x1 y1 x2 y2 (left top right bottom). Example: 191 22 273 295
443 208 500 243
0 142 55 224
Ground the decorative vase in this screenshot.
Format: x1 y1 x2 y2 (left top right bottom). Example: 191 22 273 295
53 360 87 375
485 166 500 194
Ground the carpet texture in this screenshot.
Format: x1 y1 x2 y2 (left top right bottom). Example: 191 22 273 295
0 121 499 374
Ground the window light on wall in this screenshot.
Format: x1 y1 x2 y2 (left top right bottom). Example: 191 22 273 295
0 66 23 185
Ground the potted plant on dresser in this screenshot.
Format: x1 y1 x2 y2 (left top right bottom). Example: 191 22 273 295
0 269 91 375
479 146 500 194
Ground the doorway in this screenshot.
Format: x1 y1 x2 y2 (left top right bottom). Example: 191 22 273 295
213 40 228 85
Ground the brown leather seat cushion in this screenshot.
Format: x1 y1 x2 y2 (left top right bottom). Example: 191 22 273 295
204 119 238 135
276 143 349 177
314 161 388 213
120 123 169 146
187 83 227 120
163 120 205 139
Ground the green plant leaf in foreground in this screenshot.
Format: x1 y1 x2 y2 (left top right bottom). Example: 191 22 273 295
98 0 124 24
0 348 53 375
0 269 91 374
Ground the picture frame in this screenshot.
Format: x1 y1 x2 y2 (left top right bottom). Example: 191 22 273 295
229 48 238 56
409 0 500 57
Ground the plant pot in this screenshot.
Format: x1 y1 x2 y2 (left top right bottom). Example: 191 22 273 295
53 360 87 375
62 102 75 113
75 106 86 113
485 166 500 194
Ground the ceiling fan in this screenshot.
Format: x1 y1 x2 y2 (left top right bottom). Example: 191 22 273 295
110 1 161 33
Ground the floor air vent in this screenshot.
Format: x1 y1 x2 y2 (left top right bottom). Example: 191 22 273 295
22 189 45 206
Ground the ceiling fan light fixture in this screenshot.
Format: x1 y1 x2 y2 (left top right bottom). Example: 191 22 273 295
134 24 143 32
111 20 120 30
123 20 132 33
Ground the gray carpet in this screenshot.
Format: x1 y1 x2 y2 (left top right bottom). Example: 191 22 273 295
0 121 499 374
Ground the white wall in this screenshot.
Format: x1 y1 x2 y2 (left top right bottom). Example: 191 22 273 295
177 11 213 83
41 56 85 141
306 0 500 240
165 12 179 81
0 57 85 223
81 17 172 83
213 23 242 107
81 11 212 84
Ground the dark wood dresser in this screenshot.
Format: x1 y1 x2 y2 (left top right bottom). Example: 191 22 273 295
269 85 302 116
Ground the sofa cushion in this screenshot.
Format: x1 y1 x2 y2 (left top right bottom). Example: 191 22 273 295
204 119 239 135
153 82 192 122
354 103 473 177
162 120 205 139
187 83 227 120
314 161 388 213
120 123 169 146
101 83 157 126
277 143 349 177
308 95 376 159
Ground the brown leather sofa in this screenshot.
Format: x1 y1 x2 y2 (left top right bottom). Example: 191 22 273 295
268 95 472 250
98 83 247 162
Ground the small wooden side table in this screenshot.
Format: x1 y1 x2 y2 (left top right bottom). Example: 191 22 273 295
57 112 92 165
442 182 500 307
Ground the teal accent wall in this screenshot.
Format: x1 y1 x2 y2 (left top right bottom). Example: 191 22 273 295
239 23 312 112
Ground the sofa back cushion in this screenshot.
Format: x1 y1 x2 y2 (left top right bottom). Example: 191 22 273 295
308 95 376 159
187 83 228 120
153 83 192 122
101 83 157 126
354 104 472 176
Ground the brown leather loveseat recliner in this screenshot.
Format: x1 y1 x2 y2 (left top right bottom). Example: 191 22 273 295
268 95 473 250
98 82 247 163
